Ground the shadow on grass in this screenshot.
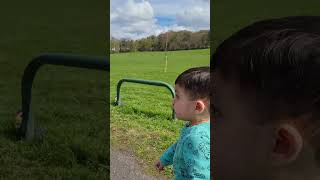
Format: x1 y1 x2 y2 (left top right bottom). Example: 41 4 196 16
1 119 48 143
112 101 172 119
1 126 20 141
69 143 109 172
0 118 24 142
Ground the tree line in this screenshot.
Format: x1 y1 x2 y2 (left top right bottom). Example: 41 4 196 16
110 30 210 53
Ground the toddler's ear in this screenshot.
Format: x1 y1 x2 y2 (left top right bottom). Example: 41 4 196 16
195 100 206 114
270 123 303 165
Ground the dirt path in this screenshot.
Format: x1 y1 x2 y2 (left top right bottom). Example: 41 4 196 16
110 148 168 180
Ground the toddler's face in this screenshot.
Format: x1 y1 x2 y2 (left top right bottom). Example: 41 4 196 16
173 84 196 121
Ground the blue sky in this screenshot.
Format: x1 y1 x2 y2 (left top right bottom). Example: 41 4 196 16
155 16 175 27
111 0 210 40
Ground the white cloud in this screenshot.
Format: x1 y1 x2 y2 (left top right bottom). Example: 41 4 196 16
150 0 209 18
153 24 192 36
111 0 154 24
111 0 158 39
149 0 184 17
111 0 210 40
176 5 210 30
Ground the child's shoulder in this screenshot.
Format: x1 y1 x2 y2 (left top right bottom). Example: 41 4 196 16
183 123 210 142
190 128 210 139
181 126 210 157
186 121 210 132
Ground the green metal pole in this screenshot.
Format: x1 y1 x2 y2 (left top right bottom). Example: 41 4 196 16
18 53 109 140
115 78 176 119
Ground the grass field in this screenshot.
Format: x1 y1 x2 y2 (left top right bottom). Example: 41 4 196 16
110 49 210 177
0 0 108 179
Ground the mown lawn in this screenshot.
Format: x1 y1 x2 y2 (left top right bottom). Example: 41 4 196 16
110 49 210 178
0 0 108 179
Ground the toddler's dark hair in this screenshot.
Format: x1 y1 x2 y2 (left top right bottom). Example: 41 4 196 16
175 67 210 100
212 16 320 122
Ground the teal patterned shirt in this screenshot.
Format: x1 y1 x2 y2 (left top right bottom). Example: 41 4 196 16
160 121 210 180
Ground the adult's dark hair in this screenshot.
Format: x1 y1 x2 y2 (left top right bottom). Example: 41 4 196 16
175 66 210 100
211 16 320 122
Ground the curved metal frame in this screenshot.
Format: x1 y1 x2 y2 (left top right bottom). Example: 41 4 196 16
115 78 176 119
18 53 109 140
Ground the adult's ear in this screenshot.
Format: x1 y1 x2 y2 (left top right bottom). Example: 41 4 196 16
271 123 303 165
